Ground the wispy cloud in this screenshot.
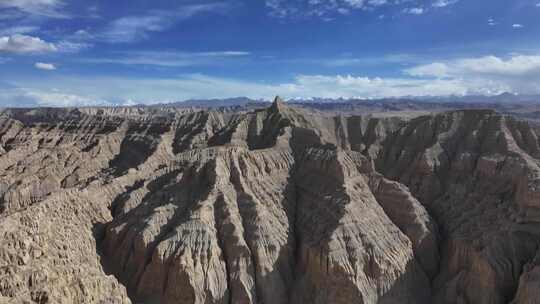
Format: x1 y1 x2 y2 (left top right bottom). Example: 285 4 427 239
5 59 538 106
56 40 91 53
34 62 56 70
0 26 39 36
512 23 524 28
0 34 89 54
100 3 229 43
432 0 459 8
8 73 497 103
265 0 374 18
406 62 450 78
265 0 452 18
79 50 250 67
318 53 419 67
403 7 425 15
487 18 496 26
0 87 108 107
0 0 69 18
101 15 174 43
87 5 100 18
368 0 388 7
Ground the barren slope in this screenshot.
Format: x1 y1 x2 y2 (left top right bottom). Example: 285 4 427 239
1 99 539 303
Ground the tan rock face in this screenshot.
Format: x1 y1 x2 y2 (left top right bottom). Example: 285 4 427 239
1 102 540 304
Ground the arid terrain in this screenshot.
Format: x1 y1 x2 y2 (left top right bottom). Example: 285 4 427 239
1 97 540 304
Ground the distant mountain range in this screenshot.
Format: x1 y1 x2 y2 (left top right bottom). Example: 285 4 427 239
152 97 264 108
150 93 540 108
136 93 540 126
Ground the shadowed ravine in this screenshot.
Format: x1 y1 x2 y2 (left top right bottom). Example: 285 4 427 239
1 99 540 303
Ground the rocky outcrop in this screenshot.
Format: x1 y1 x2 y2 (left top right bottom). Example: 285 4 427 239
1 99 540 303
371 110 540 304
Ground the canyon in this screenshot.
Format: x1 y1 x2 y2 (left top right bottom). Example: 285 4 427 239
1 97 540 303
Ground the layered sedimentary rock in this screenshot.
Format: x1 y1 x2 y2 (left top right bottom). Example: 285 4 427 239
1 99 540 303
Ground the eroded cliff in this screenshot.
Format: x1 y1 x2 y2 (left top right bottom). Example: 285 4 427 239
1 98 539 303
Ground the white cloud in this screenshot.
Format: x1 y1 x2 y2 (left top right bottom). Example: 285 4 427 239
512 24 524 28
0 0 69 18
368 0 387 6
2 54 540 106
432 0 458 8
406 62 450 77
406 54 540 78
488 18 496 26
286 74 476 97
403 7 424 15
101 4 228 43
459 55 540 76
0 34 90 54
265 0 455 18
337 7 350 15
79 50 250 67
403 54 540 95
72 29 93 40
34 62 56 70
0 70 523 107
536 3 540 7
0 34 57 53
343 0 365 8
266 0 374 18
122 99 137 106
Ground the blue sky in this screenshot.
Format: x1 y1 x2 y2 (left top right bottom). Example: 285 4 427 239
0 0 539 106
